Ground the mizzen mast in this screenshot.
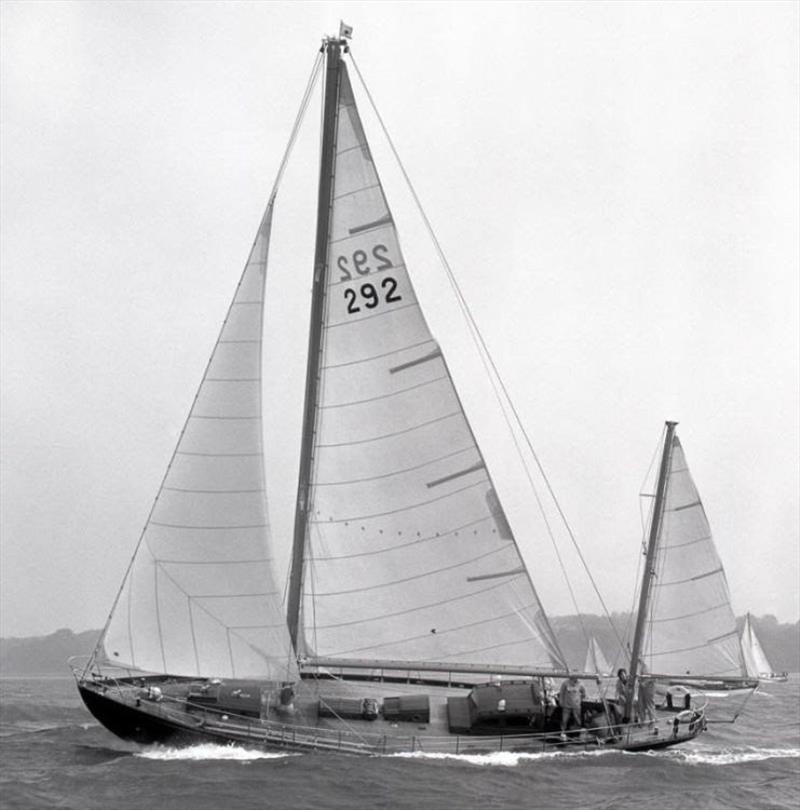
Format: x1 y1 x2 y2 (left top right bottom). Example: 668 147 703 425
625 420 677 719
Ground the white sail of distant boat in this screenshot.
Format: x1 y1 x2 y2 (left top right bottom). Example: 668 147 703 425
740 613 788 682
74 31 752 757
583 637 612 676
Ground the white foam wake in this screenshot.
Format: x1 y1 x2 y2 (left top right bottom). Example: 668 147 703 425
388 749 614 766
630 746 800 766
135 742 294 761
668 746 800 766
388 746 800 768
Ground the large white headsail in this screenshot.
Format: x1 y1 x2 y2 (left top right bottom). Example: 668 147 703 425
298 63 564 671
102 207 298 682
642 435 744 679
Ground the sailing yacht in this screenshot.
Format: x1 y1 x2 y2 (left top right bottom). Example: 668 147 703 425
741 613 788 683
584 638 612 677
73 29 750 756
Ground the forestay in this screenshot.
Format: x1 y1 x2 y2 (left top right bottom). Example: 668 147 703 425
102 207 298 682
641 436 744 678
299 64 565 671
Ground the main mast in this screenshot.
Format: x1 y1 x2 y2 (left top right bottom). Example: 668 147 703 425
287 36 344 651
625 420 677 719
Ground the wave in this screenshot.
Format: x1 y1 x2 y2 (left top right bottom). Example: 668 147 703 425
631 746 800 766
135 742 296 762
387 749 615 766
386 745 800 768
0 719 97 738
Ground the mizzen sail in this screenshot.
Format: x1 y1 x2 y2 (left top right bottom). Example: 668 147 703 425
640 434 744 679
297 64 564 671
102 207 298 682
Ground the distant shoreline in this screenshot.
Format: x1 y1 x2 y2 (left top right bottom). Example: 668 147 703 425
2 616 798 677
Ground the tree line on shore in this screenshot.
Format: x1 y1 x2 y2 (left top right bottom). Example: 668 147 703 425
2 614 797 677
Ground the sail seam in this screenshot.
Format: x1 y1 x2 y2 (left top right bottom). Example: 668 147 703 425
707 629 740 643
190 415 261 421
154 562 287 674
332 626 544 661
228 623 293 630
176 451 261 457
348 214 393 235
389 349 443 374
648 601 729 623
308 477 488 523
158 558 271 565
660 533 712 550
647 638 733 657
466 566 524 582
309 514 497 561
306 543 511 596
671 499 702 512
309 577 518 629
657 565 724 587
324 300 418 329
319 374 448 410
149 521 269 530
329 229 396 246
332 180 380 200
315 410 461 448
192 592 276 599
427 461 485 489
330 603 537 660
162 486 265 494
335 142 374 159
321 338 433 370
312 445 475 488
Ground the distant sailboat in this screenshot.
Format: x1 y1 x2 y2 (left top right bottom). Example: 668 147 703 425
72 29 746 756
583 637 612 677
741 613 788 683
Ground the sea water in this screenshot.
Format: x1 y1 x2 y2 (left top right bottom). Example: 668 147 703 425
1 677 797 810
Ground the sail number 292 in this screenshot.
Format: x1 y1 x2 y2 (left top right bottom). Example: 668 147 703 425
338 244 402 315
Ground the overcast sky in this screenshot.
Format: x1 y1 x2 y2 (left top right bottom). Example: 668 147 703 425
1 1 798 639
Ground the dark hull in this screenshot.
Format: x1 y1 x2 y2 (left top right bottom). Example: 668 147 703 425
79 685 215 747
78 679 705 756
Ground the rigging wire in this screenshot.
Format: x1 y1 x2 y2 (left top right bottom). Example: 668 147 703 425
349 50 624 657
616 426 665 674
268 51 324 207
640 427 669 673
312 672 373 745
280 48 330 657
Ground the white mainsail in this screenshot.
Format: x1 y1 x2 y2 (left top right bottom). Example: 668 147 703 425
102 207 298 682
640 434 744 679
298 65 565 671
740 613 774 678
